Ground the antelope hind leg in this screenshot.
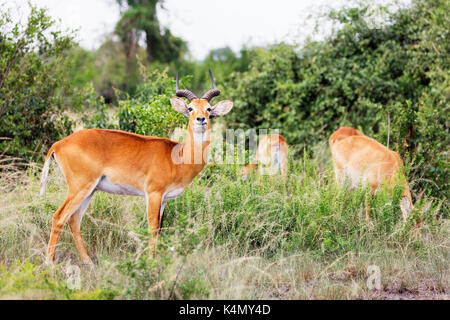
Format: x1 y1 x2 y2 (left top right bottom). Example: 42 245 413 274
67 193 95 265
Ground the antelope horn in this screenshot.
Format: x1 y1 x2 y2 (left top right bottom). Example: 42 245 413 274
175 72 198 101
201 69 221 102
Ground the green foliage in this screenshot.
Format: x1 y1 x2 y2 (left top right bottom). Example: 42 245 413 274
0 4 75 160
115 255 166 299
0 259 115 299
180 46 252 94
65 46 98 89
114 0 187 93
116 0 187 64
118 68 187 137
65 37 144 102
117 252 210 299
79 83 117 129
114 251 208 299
226 0 449 199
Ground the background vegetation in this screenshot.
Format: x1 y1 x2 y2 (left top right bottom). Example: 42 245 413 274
0 155 447 299
225 0 449 199
0 5 75 160
0 0 448 299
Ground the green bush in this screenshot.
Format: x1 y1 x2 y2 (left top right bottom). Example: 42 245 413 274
226 0 449 199
79 83 117 129
118 68 187 137
0 259 116 299
0 4 76 161
65 39 133 102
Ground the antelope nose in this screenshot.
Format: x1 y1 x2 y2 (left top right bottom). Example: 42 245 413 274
196 117 206 123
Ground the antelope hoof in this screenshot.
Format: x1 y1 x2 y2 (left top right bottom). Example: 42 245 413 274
45 259 55 268
81 258 93 266
149 248 157 260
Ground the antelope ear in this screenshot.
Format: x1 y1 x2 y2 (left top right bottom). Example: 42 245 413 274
210 100 233 118
170 97 189 117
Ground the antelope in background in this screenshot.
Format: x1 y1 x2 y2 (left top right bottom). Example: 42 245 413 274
242 134 288 180
40 71 233 265
328 126 414 222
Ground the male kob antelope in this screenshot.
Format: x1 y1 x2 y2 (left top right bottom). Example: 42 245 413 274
328 127 413 222
242 134 288 180
40 71 233 265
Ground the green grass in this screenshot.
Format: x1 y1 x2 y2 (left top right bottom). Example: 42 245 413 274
0 149 448 299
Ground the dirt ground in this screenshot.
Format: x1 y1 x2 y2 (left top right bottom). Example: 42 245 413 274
372 289 449 300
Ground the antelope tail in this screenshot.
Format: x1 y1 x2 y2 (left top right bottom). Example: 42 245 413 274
40 147 55 196
399 181 433 222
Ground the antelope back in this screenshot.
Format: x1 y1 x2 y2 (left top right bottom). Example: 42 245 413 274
328 127 365 147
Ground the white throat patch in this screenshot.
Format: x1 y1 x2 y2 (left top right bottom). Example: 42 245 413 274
193 126 208 143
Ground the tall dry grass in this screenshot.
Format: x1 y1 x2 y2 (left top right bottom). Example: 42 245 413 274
0 147 448 299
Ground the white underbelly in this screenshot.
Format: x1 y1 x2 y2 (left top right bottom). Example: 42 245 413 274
163 186 185 201
343 166 368 189
271 146 284 169
96 176 145 197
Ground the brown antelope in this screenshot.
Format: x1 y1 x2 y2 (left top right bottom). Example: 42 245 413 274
328 126 413 222
242 134 288 180
40 71 233 265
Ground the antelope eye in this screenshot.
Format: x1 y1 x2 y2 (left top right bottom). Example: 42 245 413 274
188 107 193 112
207 107 212 112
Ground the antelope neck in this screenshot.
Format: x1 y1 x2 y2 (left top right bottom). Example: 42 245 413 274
181 120 210 167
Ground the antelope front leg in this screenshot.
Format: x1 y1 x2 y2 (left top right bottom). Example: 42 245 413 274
365 192 371 222
146 191 163 259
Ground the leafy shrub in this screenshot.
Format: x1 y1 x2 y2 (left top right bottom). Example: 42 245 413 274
178 46 252 94
79 83 117 129
118 68 187 137
226 0 449 199
0 4 75 161
65 40 130 103
0 259 116 299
